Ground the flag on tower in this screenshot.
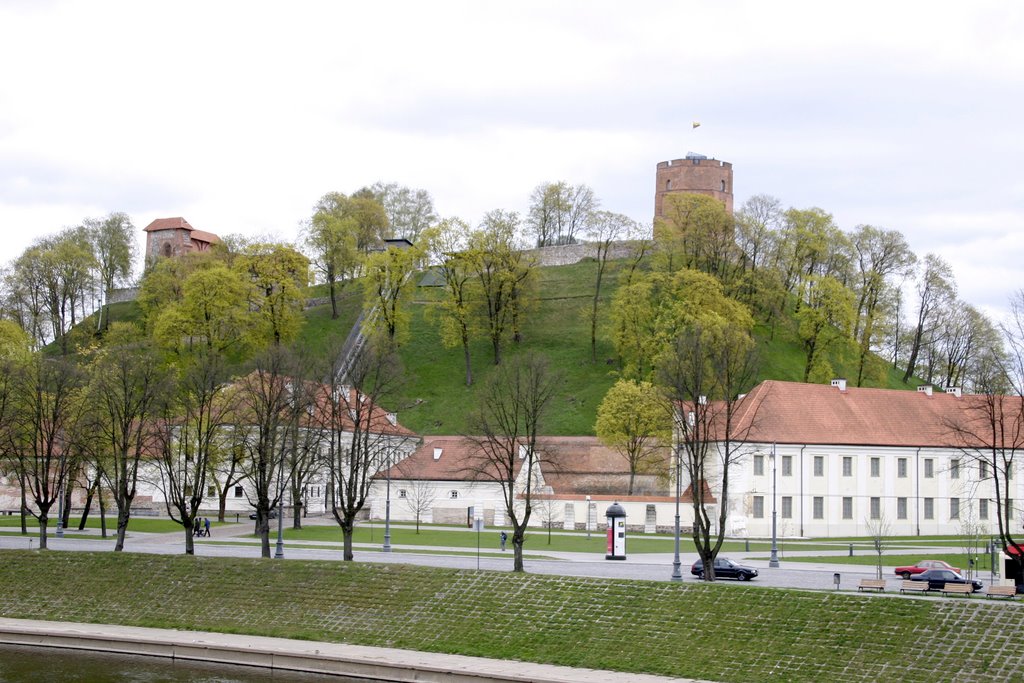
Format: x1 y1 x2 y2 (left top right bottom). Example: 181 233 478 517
692 121 701 129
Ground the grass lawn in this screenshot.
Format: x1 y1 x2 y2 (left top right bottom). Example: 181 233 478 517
0 516 193 534
0 551 1021 682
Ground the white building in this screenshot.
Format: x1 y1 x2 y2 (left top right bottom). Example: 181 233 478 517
707 379 1024 539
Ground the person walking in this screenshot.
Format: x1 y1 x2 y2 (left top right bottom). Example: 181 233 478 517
203 517 211 537
193 518 201 537
499 530 508 551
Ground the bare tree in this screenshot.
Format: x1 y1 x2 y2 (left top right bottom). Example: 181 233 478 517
657 320 759 581
394 462 438 534
464 352 560 572
586 211 630 362
152 351 233 554
86 330 168 551
865 513 892 580
324 339 413 560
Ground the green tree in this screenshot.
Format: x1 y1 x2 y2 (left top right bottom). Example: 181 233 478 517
362 243 422 347
655 193 736 279
527 182 597 246
796 275 856 383
304 192 362 319
586 211 632 362
595 379 670 495
86 212 137 332
366 182 437 243
235 243 309 347
425 217 479 386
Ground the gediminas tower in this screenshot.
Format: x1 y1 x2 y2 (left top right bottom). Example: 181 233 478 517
654 153 734 218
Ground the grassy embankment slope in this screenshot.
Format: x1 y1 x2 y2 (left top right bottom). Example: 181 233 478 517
101 258 916 436
0 552 1020 683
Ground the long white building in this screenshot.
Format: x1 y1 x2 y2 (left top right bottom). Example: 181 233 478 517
717 379 1023 539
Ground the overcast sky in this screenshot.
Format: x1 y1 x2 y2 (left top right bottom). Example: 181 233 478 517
1 1 1021 319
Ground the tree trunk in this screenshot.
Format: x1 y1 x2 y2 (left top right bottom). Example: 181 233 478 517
99 493 108 538
462 334 473 387
114 509 130 551
184 520 195 555
38 514 49 550
328 274 338 319
512 527 525 572
342 521 355 561
78 481 97 530
61 483 73 529
19 474 28 535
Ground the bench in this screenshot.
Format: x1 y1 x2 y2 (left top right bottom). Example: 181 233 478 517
858 579 886 592
941 582 975 597
986 585 1017 599
900 580 931 594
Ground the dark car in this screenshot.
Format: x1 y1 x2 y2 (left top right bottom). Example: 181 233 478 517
248 509 279 520
910 568 983 591
690 557 759 581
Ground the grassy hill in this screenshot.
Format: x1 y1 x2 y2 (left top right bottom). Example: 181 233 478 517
96 257 917 436
0 551 1020 682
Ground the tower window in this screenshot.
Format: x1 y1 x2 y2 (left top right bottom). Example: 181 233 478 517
666 179 671 190
721 179 726 191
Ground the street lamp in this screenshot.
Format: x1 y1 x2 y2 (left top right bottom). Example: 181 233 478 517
585 495 592 539
274 444 287 559
769 442 779 568
383 445 392 553
671 443 683 581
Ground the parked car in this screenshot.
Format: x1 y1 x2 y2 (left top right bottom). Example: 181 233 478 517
690 557 759 581
248 509 279 520
909 568 983 591
894 559 960 579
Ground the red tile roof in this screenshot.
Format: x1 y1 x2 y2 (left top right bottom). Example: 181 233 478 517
189 229 220 244
144 217 194 232
727 380 1024 448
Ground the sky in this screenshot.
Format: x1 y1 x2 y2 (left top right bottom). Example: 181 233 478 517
1 1 1021 319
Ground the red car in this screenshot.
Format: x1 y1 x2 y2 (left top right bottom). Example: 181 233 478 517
894 559 960 579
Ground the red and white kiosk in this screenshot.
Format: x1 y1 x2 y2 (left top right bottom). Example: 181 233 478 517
605 502 626 560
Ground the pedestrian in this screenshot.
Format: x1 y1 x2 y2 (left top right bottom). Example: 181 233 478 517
500 530 507 551
193 518 201 537
203 517 211 537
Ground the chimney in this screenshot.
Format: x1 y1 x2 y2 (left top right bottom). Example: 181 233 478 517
917 385 933 397
944 386 962 398
830 378 847 392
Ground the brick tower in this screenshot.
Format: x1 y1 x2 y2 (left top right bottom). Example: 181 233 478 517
654 154 734 218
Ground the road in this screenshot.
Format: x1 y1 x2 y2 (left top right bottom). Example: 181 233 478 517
0 520 926 594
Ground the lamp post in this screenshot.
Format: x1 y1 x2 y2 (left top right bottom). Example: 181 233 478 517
274 444 287 559
55 476 64 539
769 443 779 568
671 443 683 581
585 495 592 539
383 446 392 553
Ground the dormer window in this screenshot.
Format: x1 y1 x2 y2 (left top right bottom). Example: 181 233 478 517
433 448 442 460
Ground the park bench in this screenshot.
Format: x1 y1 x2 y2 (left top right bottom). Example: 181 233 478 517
986 585 1017 599
941 583 975 597
857 579 886 592
900 580 931 594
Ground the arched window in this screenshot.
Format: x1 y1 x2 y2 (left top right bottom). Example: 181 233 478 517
666 179 672 190
721 179 726 191
163 242 172 257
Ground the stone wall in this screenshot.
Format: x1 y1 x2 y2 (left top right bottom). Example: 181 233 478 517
107 287 140 304
521 240 636 267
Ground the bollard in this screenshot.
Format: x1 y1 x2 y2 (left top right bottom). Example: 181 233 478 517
848 543 853 557
745 538 750 552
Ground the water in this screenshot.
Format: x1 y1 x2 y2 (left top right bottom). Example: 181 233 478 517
0 645 363 682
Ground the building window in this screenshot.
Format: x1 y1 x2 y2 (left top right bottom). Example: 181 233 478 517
234 486 244 498
449 490 459 499
1007 499 1014 521
980 461 989 478
753 496 764 518
398 489 407 499
842 497 853 519
813 456 824 477
980 499 989 520
781 496 793 519
870 497 880 519
754 455 764 476
207 485 216 497
950 498 960 520
950 459 960 479
897 458 907 478
843 457 853 477
782 455 792 476
1007 464 1014 481
870 457 880 477
924 459 934 478
897 497 907 519
924 498 934 519
813 496 824 519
